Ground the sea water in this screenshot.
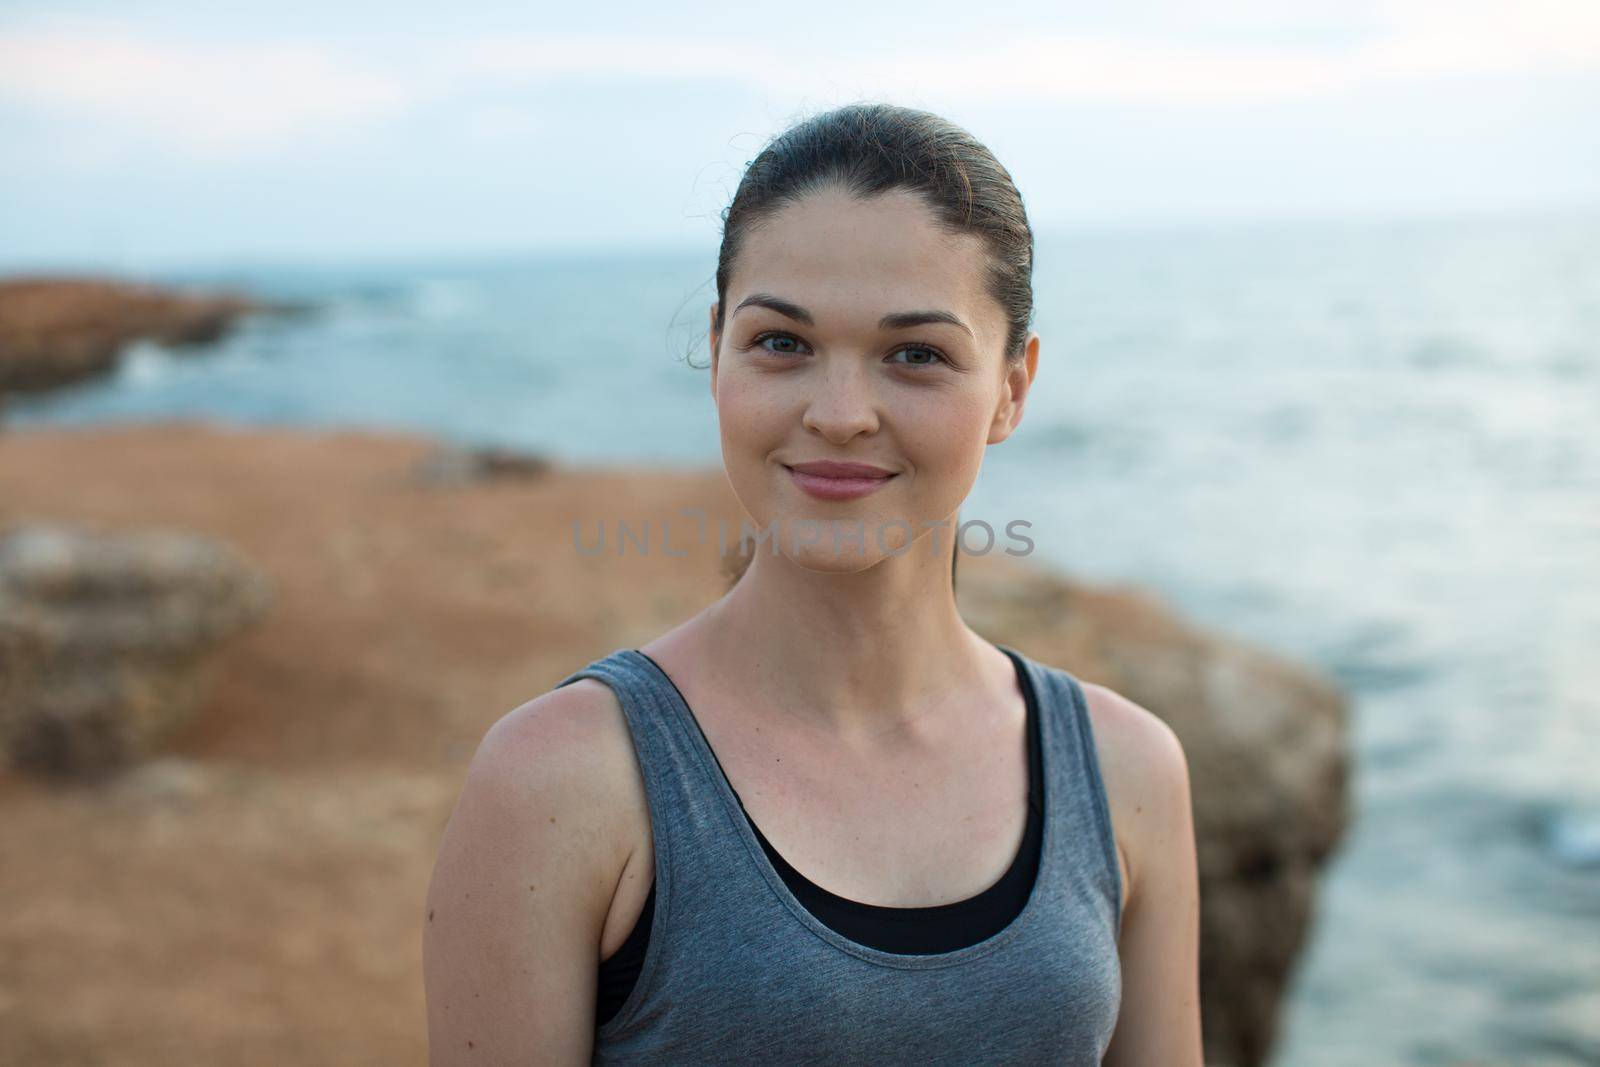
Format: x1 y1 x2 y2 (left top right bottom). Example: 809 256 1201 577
7 209 1599 1066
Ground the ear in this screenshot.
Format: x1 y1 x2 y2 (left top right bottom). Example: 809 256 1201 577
986 331 1039 446
708 302 720 402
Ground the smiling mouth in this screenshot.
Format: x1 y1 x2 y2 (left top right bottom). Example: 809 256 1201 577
782 464 899 501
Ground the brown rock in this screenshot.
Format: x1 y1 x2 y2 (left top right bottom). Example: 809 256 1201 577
0 521 275 778
411 442 553 486
0 276 305 396
962 560 1349 1065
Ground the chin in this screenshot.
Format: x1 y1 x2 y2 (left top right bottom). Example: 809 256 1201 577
771 513 916 568
785 543 886 573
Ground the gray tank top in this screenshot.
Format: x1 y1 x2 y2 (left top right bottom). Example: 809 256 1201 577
554 643 1123 1064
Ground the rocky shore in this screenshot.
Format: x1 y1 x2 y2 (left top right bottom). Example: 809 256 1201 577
0 417 1351 1066
0 277 302 397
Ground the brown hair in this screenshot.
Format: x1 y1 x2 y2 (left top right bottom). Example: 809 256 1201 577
706 101 1035 593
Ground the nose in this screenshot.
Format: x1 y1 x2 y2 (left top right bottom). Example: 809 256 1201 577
800 357 880 444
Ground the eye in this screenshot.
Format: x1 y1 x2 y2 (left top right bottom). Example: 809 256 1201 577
751 331 810 356
888 344 950 368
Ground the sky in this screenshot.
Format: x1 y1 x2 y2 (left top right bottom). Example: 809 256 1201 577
1 0 1597 271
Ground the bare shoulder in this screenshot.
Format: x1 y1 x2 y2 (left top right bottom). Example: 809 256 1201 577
1077 680 1195 916
484 678 642 816
422 677 644 1064
453 677 647 897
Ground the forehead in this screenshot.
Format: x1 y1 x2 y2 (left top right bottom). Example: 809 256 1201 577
728 187 998 339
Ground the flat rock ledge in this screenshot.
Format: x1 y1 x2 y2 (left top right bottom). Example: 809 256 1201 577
0 423 1352 1066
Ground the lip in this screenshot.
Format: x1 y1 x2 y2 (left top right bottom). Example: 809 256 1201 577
788 460 896 479
783 460 898 501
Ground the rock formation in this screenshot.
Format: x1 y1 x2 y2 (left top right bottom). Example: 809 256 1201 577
0 277 304 397
0 521 274 777
961 564 1349 1066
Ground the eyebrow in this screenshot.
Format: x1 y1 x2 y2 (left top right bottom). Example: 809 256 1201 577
731 293 974 338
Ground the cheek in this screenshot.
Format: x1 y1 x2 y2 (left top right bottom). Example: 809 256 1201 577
716 373 788 502
717 373 779 449
903 389 993 473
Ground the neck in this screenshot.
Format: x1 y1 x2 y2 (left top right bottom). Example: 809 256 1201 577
696 530 994 743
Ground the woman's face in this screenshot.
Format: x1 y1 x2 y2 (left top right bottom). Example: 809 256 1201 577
709 185 1036 572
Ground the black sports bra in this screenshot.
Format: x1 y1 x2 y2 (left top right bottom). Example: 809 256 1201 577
597 648 1045 1027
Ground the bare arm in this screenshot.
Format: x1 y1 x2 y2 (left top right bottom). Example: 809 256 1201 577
423 682 633 1066
1092 687 1205 1067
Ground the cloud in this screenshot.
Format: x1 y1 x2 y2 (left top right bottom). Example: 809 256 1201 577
1 1 1595 160
0 18 413 160
429 0 1600 105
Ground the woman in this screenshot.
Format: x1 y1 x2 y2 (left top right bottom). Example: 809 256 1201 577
424 102 1202 1065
